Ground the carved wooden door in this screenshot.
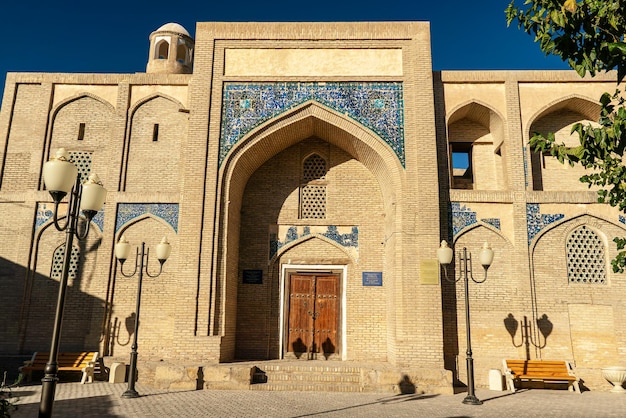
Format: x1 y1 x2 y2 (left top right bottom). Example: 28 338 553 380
287 274 339 358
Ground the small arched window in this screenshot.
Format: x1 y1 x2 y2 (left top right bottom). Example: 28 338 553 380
176 43 187 64
450 143 473 189
156 40 169 59
566 225 606 284
299 154 327 219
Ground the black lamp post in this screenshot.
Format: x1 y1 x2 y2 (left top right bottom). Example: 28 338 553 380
437 240 494 405
115 236 171 398
39 148 107 418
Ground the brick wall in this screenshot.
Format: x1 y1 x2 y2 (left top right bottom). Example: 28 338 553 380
0 22 625 392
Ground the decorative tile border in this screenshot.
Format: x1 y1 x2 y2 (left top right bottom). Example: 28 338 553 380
115 203 179 233
526 203 564 245
269 225 358 260
36 203 54 231
92 210 105 232
451 202 478 237
220 82 405 167
481 218 501 230
36 202 105 232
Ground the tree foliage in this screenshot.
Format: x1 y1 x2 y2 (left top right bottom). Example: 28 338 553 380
506 1 626 272
506 0 626 80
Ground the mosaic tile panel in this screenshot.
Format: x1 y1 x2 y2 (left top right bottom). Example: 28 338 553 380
220 82 405 166
269 225 358 260
36 203 54 230
116 203 179 233
526 203 565 245
619 215 625 225
36 202 105 232
481 218 501 230
91 210 105 232
451 202 478 237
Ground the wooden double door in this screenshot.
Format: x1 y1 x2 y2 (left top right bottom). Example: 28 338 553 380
287 274 339 359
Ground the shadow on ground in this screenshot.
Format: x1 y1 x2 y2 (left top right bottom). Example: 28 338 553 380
11 395 121 418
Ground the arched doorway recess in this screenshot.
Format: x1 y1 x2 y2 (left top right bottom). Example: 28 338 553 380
216 102 404 362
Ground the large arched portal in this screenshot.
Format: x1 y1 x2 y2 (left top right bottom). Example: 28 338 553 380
217 102 404 362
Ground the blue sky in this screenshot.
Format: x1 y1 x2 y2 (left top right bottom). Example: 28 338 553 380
0 1 568 101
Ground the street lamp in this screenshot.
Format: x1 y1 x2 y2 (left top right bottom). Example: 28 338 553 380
39 148 107 418
437 240 494 405
115 236 171 398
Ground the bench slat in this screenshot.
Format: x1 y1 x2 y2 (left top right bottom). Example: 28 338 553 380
516 374 577 380
503 359 581 393
19 351 99 384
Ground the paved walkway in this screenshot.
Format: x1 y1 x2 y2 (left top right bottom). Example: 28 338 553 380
6 382 626 417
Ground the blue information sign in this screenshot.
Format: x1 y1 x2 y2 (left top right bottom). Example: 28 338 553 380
362 271 382 286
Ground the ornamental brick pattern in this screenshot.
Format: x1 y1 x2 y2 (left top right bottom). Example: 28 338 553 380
0 21 625 393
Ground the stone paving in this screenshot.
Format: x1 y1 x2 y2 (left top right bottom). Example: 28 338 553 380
5 382 626 417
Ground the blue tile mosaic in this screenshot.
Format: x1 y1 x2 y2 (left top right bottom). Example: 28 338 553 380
620 215 626 225
481 218 501 230
90 210 105 232
220 82 405 167
451 202 478 237
36 203 54 230
269 225 359 259
36 203 105 232
526 203 564 245
116 203 179 233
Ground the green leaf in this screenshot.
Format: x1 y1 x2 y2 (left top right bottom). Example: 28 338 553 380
608 42 626 56
506 0 626 271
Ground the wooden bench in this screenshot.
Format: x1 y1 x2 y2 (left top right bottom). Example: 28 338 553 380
19 351 99 384
503 359 581 393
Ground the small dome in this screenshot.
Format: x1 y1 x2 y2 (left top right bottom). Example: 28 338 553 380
155 22 190 37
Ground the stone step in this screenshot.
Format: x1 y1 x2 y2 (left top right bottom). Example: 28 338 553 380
250 382 363 392
261 364 362 373
250 363 364 392
265 372 361 383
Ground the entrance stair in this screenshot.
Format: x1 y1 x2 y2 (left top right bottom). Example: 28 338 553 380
250 362 363 392
114 358 453 394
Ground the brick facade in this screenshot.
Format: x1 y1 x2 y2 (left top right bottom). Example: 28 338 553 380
0 21 624 392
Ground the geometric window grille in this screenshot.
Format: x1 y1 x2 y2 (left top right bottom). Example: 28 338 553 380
68 151 92 183
300 185 327 219
566 225 606 284
300 154 327 219
50 244 80 280
302 154 326 182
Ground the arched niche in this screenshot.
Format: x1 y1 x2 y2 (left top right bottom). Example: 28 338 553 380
110 215 178 358
528 96 601 191
447 102 507 191
215 102 403 360
46 94 114 188
123 95 186 193
21 215 104 352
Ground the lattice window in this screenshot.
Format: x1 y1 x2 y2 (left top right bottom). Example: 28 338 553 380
50 244 80 280
300 185 327 219
566 225 606 284
302 154 326 181
300 154 327 219
68 151 92 183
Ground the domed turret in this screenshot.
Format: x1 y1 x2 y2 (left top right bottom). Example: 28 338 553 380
146 23 194 74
